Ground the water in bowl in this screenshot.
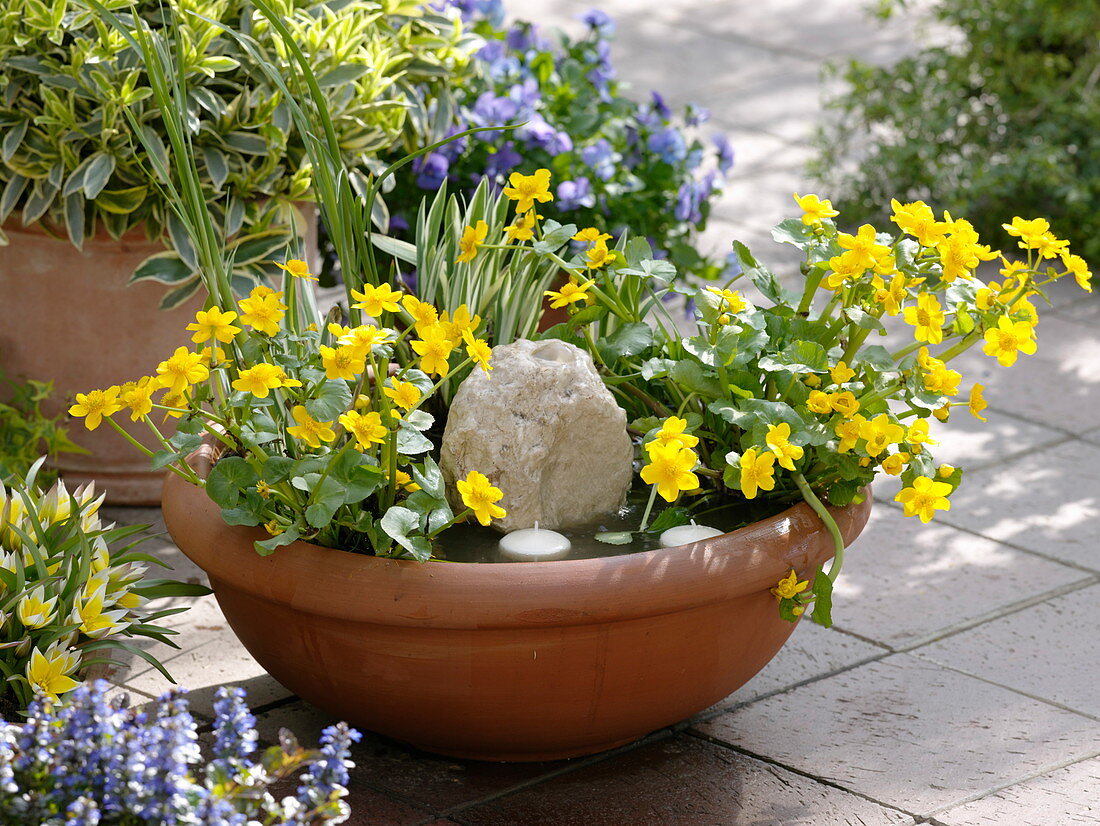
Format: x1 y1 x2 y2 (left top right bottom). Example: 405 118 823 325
432 487 790 563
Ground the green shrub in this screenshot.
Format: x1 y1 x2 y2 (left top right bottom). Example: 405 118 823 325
811 0 1100 265
0 371 83 486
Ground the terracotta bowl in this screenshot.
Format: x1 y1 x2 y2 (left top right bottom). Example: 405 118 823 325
163 443 871 761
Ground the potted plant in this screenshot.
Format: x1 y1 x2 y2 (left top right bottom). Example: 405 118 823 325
81 0 1091 760
0 0 472 502
0 458 209 719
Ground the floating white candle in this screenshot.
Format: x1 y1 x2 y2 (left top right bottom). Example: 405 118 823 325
659 520 724 548
498 522 572 561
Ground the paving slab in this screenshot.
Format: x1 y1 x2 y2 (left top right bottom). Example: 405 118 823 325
114 594 292 718
255 699 575 815
915 583 1100 718
950 314 1100 434
610 21 810 106
708 65 827 145
695 653 1100 817
932 754 1100 826
935 439 1100 572
453 733 913 826
832 506 1088 649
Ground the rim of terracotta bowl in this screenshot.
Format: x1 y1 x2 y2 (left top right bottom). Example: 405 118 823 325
164 441 870 630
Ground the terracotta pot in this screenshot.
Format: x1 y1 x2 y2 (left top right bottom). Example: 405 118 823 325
163 442 871 761
0 206 317 505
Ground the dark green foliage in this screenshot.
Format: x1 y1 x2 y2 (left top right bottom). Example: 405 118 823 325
812 0 1100 265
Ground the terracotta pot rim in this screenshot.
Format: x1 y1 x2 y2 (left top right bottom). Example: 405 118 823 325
164 441 871 629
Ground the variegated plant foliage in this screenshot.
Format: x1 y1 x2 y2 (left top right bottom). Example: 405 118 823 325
0 0 477 307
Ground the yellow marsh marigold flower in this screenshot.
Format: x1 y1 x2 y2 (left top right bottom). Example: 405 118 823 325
158 388 191 419
339 324 393 359
439 305 481 346
238 289 287 336
895 475 952 523
275 258 317 281
545 276 591 309
187 306 241 344
935 222 998 282
198 346 227 368
793 192 839 225
806 390 834 415
831 391 860 419
968 384 988 422
906 418 936 453
739 447 776 500
463 331 493 375
339 410 388 450
69 386 122 431
859 414 905 457
351 283 402 317
982 315 1037 367
1061 253 1093 293
412 324 455 378
573 226 612 245
641 443 700 503
648 417 700 454
457 470 507 526
504 210 539 242
273 367 301 389
287 405 335 448
918 348 962 397
383 379 421 411
26 645 80 702
872 272 908 316
393 470 420 493
824 251 869 290
705 286 746 313
586 240 616 269
765 423 804 471
232 363 283 398
18 585 57 628
890 199 947 247
1033 233 1070 260
320 345 365 381
772 569 809 601
881 452 909 476
838 224 893 273
119 377 156 421
834 415 866 453
938 464 956 479
457 220 489 263
264 520 282 536
1001 217 1062 256
503 168 553 213
904 292 946 345
156 347 209 394
256 481 272 499
402 294 439 329
829 361 856 385
934 404 951 422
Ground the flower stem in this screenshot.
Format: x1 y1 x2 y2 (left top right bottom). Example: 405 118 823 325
638 484 659 533
792 471 845 583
